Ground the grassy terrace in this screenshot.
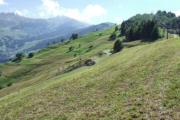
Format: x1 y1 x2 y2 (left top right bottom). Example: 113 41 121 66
0 27 179 119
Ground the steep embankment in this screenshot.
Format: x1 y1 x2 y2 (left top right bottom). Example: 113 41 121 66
0 27 179 120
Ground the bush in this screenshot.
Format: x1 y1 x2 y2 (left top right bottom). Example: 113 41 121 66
113 40 123 53
28 52 34 58
85 59 96 66
109 32 117 41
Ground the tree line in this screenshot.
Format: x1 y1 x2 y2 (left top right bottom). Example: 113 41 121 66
121 20 160 42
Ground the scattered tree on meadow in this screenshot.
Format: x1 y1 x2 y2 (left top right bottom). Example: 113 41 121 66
109 32 117 41
113 40 123 53
61 38 65 42
28 52 34 58
69 46 74 52
70 33 78 40
13 52 24 62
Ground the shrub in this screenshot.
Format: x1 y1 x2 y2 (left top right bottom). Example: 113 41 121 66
28 52 34 58
85 59 96 66
113 40 123 53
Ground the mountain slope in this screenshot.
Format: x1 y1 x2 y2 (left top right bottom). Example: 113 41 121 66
0 27 179 119
22 22 115 54
0 13 89 62
0 13 114 63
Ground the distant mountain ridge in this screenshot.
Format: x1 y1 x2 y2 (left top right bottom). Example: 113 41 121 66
0 13 114 63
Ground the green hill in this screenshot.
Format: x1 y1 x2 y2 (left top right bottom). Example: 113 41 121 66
0 26 179 120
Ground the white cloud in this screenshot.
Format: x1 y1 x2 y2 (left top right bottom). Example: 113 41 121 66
114 17 123 24
0 0 7 5
173 10 180 17
82 5 107 19
64 5 107 22
39 0 107 22
64 9 82 21
40 0 63 17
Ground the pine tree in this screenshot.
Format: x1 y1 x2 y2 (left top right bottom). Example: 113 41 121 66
109 32 117 41
115 26 119 31
113 40 123 53
151 25 160 40
70 33 78 40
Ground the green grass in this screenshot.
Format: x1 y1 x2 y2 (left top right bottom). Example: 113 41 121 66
0 27 179 120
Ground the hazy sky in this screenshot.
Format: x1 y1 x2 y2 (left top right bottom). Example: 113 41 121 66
0 0 180 24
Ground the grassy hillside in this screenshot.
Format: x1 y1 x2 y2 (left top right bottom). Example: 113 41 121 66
0 26 179 120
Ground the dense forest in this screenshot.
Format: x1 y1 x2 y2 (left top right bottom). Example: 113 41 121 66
120 11 180 42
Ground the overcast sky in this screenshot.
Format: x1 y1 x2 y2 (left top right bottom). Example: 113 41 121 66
0 0 180 24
